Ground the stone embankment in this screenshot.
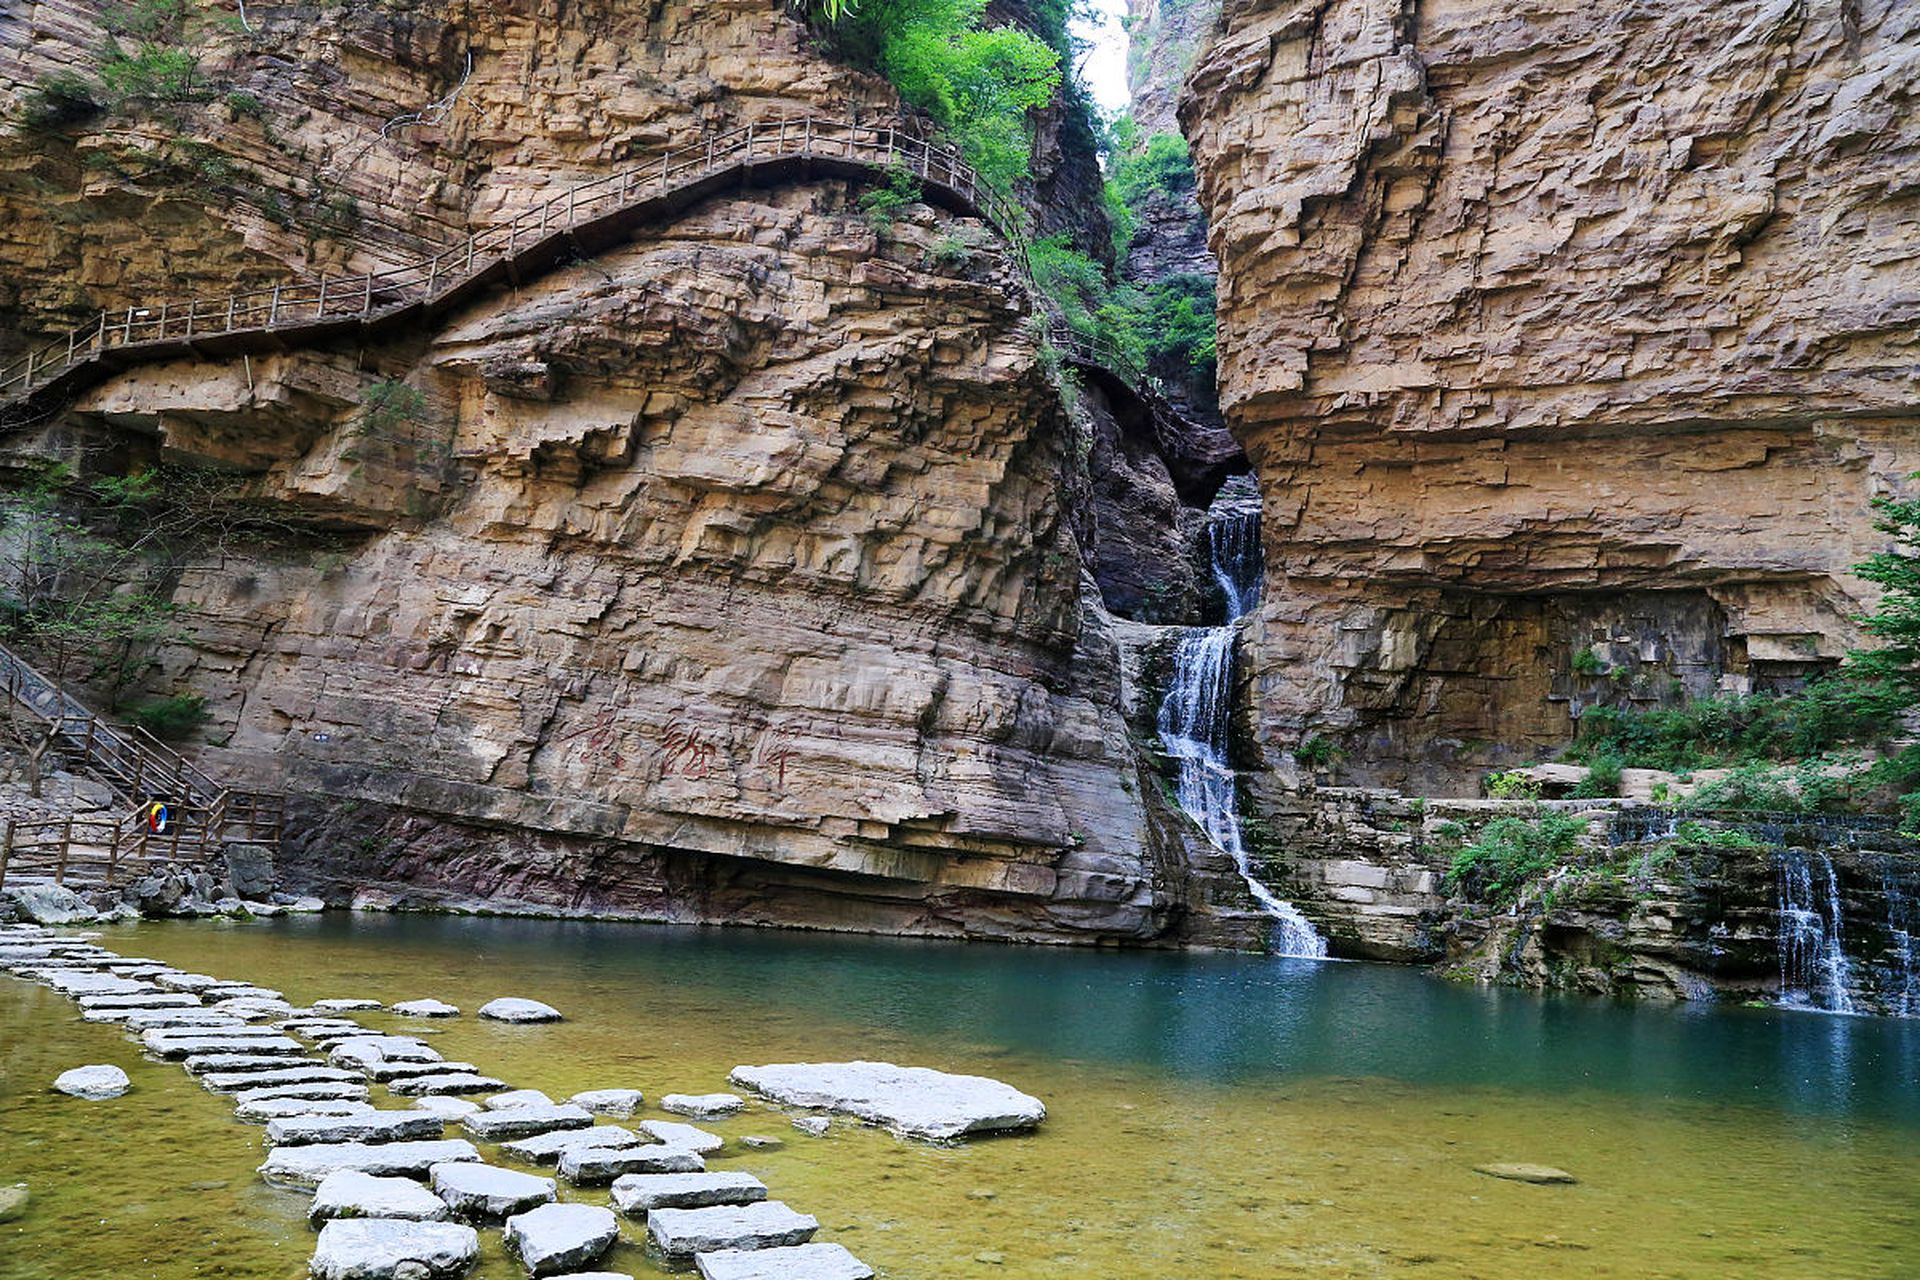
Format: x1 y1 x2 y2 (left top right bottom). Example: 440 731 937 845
4 920 1047 1276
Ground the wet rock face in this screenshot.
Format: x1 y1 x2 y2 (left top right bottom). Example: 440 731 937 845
1182 0 1920 788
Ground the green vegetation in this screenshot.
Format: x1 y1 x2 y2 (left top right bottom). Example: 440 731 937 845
1571 645 1605 676
1296 734 1338 771
130 693 208 739
1569 751 1623 798
1110 131 1195 207
1484 770 1542 801
1443 813 1589 907
1569 680 1902 773
355 379 429 437
857 165 924 233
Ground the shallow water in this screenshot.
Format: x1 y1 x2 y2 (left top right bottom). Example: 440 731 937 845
4 914 1920 1279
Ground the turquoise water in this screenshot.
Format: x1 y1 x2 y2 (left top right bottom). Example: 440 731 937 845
4 913 1919 1278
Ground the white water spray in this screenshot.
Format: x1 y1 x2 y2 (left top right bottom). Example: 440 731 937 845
1776 848 1855 1014
1158 480 1326 959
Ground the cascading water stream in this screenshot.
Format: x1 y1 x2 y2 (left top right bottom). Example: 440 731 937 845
1776 848 1856 1014
1158 480 1326 959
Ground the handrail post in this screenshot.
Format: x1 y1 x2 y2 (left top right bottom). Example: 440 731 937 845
56 815 71 885
466 235 475 273
184 301 194 338
226 296 236 331
267 285 281 327
364 273 373 313
317 275 328 316
0 820 11 893
567 187 576 226
22 350 33 388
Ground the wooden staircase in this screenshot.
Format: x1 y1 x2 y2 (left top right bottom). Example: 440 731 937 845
0 115 1144 412
0 642 282 893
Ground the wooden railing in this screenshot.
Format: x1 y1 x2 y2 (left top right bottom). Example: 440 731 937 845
0 115 1142 407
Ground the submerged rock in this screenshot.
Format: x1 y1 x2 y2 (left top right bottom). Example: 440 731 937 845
503 1202 619 1276
609 1171 767 1215
392 999 461 1018
569 1088 644 1117
1474 1163 1578 1185
52 1065 130 1099
645 1201 818 1258
478 997 563 1023
660 1093 743 1119
729 1061 1044 1140
694 1243 874 1280
430 1162 556 1220
309 1218 478 1280
308 1170 452 1225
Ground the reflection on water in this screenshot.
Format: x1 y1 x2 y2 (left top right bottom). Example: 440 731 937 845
3 913 1918 1280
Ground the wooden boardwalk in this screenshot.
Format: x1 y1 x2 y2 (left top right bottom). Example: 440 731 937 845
0 116 1143 410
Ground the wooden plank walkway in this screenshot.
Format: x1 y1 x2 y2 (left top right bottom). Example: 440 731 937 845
0 115 1143 411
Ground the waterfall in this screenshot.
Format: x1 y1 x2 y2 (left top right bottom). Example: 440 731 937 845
1158 480 1327 959
1882 862 1920 1019
1775 848 1855 1014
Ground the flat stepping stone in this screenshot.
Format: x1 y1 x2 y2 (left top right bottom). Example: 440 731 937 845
279 1020 368 1038
390 1073 509 1097
557 1144 703 1185
412 1096 483 1119
232 1081 371 1106
78 993 200 1014
460 1104 593 1141
308 1169 451 1225
500 1126 643 1164
504 1202 619 1276
641 1120 725 1153
392 999 461 1018
487 1089 555 1109
201 984 283 1001
310 1218 478 1280
259 1138 482 1188
314 998 384 1012
183 1052 314 1075
267 1111 448 1146
330 1037 443 1069
43 972 147 996
569 1089 643 1117
646 1202 818 1258
1475 1162 1578 1185
660 1093 744 1119
152 973 225 993
430 1161 556 1219
204 1066 363 1093
729 1061 1045 1141
143 1031 303 1059
364 1060 478 1083
610 1171 766 1215
478 997 562 1023
237 1097 378 1122
52 1065 130 1099
694 1244 873 1280
122 1008 243 1031
212 997 295 1019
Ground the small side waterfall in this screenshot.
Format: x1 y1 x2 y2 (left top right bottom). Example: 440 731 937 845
1880 863 1920 1018
1776 848 1856 1014
1158 480 1326 959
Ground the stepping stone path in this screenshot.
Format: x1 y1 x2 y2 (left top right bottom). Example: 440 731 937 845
646 1202 819 1258
661 1093 745 1119
52 1064 130 1099
392 999 461 1018
308 1170 452 1225
504 1202 619 1276
0 920 879 1279
479 996 563 1023
430 1161 557 1219
310 1218 478 1280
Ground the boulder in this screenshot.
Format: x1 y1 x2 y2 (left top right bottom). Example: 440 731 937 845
609 1172 767 1216
645 1202 818 1258
429 1162 556 1220
557 1145 703 1186
1474 1163 1578 1185
499 1126 643 1164
659 1093 743 1119
477 997 563 1023
389 1073 510 1097
729 1062 1045 1141
694 1244 874 1280
222 843 275 900
486 1089 555 1110
267 1111 449 1146
392 999 461 1018
4 884 97 925
309 1218 478 1280
460 1104 593 1141
503 1203 620 1277
640 1121 724 1154
238 1098 379 1123
568 1089 643 1118
259 1139 482 1188
52 1065 129 1100
308 1170 452 1226
0 1184 27 1224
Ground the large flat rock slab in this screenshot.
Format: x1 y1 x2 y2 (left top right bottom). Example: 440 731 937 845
568 1088 643 1117
239 1097 378 1122
430 1162 555 1220
610 1171 766 1215
329 1037 443 1069
183 1051 311 1074
364 1061 480 1083
695 1244 874 1280
647 1202 818 1258
500 1126 643 1164
729 1061 1044 1140
268 1111 449 1146
309 1170 452 1225
660 1093 743 1119
390 1073 509 1097
503 1202 619 1277
460 1104 592 1141
639 1121 724 1154
557 1144 703 1185
204 1066 363 1093
309 1218 478 1280
260 1139 482 1188
144 1030 304 1059
233 1081 371 1106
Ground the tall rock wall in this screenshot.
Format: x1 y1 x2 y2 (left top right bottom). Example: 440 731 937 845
1182 0 1920 791
0 0 1263 943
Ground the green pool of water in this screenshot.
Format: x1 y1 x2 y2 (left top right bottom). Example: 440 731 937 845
3 913 1918 1279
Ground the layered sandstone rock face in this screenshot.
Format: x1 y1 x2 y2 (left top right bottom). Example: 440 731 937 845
1183 0 1920 791
0 0 1261 941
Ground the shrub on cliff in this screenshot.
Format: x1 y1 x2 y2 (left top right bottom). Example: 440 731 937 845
1444 813 1589 908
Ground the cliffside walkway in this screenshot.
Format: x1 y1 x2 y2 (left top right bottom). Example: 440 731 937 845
0 641 281 892
0 115 1143 411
